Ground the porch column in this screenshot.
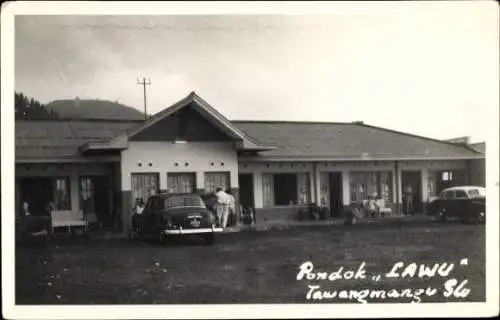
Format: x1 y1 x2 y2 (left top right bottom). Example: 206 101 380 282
341 170 350 217
229 171 240 226
421 168 428 213
394 161 402 214
309 164 315 204
253 172 263 208
112 163 122 231
314 163 321 205
69 166 80 218
196 171 205 193
120 161 132 234
421 169 428 203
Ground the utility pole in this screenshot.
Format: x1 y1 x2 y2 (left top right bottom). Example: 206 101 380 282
137 77 151 120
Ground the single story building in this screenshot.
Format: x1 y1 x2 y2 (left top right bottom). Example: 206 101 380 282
15 92 486 230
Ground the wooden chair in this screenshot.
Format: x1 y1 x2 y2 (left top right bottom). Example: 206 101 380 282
376 199 393 217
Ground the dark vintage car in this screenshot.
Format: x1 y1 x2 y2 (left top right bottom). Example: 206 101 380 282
427 186 486 223
129 193 222 245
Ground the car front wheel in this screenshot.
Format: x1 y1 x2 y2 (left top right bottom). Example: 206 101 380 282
476 211 485 224
434 209 447 222
158 231 167 245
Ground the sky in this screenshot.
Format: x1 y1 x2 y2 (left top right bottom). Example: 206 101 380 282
14 2 499 143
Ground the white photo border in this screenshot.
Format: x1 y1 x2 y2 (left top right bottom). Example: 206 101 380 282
2 1 499 319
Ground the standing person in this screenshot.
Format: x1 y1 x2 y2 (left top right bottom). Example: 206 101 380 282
404 183 413 215
226 189 236 227
44 201 55 236
131 198 145 232
21 200 31 216
215 187 230 229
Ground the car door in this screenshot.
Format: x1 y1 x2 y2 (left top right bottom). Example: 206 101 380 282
452 190 469 220
150 197 165 234
141 197 156 235
439 190 454 216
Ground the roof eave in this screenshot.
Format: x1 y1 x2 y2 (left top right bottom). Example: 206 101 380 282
16 156 121 164
78 139 128 154
234 140 277 152
237 155 485 162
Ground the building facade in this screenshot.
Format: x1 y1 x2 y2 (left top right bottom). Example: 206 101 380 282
15 92 486 231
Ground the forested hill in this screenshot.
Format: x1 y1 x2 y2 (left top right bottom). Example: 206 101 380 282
44 99 145 120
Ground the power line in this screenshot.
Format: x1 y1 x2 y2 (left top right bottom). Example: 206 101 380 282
137 77 151 120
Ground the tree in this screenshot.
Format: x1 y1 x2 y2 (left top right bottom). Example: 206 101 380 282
15 92 59 120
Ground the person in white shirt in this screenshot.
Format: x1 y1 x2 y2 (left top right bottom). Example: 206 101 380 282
366 195 380 218
404 184 413 215
226 189 236 227
215 187 231 229
21 201 30 216
134 198 145 215
132 198 145 232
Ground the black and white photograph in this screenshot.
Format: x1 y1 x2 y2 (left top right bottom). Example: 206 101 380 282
2 1 499 319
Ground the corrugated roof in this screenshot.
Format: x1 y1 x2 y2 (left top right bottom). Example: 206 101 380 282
232 121 481 160
15 119 481 161
16 119 140 159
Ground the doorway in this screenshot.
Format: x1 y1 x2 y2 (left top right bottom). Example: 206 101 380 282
328 172 343 217
401 170 422 213
93 176 112 229
238 173 254 208
80 175 113 230
274 173 297 205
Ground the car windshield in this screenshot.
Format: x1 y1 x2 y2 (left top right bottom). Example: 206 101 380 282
467 188 486 198
164 196 206 209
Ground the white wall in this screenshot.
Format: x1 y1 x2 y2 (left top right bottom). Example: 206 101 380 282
316 161 396 206
121 141 239 191
239 162 313 208
398 160 467 202
238 160 468 209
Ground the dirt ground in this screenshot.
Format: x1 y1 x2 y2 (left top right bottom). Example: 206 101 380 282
15 221 485 304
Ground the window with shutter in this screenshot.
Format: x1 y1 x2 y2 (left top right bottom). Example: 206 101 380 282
296 172 310 205
131 173 159 204
79 176 95 213
204 172 230 193
167 173 196 193
262 173 274 207
54 176 71 210
319 172 330 207
350 171 393 203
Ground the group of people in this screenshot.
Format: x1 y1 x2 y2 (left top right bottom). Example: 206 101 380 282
213 187 236 230
349 182 414 221
203 188 236 230
131 187 236 231
17 200 54 238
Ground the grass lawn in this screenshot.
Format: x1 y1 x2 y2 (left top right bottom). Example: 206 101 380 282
15 221 485 304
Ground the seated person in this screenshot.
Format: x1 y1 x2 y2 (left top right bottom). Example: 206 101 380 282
351 202 365 219
365 195 380 218
16 201 52 238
